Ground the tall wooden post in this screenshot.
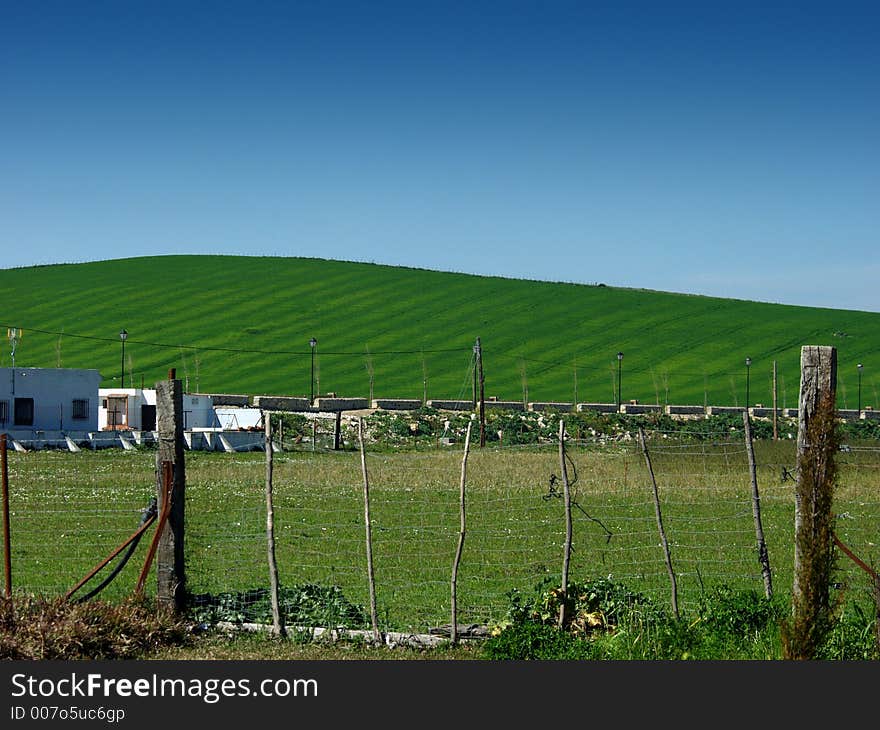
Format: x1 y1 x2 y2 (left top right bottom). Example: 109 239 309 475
793 345 837 611
155 376 186 613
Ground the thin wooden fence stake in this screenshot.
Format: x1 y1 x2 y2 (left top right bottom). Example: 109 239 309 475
558 419 573 629
743 411 773 598
265 413 286 638
638 427 679 620
1 433 11 598
358 417 381 643
450 420 473 646
772 360 779 441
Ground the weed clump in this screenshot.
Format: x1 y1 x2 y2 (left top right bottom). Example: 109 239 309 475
0 594 189 660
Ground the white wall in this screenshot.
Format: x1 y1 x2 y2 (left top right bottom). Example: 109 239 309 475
98 388 155 430
98 389 219 430
0 367 101 433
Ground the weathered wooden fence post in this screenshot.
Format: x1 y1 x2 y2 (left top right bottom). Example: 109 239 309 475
155 372 186 613
743 411 772 598
558 419 573 629
450 420 473 646
357 417 381 643
264 412 285 637
638 427 678 620
787 345 838 658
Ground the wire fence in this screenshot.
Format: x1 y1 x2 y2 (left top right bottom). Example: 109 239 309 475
4 424 880 632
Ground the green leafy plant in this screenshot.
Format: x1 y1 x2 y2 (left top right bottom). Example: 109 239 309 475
695 584 784 639
188 584 371 629
482 620 595 660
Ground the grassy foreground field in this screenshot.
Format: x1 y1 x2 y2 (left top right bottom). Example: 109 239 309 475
1 255 879 406
6 437 880 643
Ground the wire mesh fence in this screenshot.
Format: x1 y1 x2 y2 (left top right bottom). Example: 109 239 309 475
6 450 157 602
3 421 879 633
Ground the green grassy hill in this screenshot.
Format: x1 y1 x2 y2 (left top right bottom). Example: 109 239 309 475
0 255 877 409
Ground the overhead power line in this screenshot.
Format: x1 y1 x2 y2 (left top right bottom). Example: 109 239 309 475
0 324 469 357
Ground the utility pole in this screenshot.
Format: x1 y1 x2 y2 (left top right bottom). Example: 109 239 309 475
475 338 486 447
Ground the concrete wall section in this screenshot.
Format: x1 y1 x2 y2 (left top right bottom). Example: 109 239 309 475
426 400 474 411
372 399 424 410
666 405 706 416
313 397 369 411
253 396 312 411
483 400 525 411
621 404 662 414
200 393 251 407
706 406 746 416
527 402 574 412
576 403 620 413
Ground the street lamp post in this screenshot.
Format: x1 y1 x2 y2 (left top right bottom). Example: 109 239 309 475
309 337 317 404
119 329 128 389
745 357 752 411
617 352 624 412
858 363 863 414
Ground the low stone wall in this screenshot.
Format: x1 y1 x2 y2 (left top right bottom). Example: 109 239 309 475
313 397 370 411
371 398 424 410
706 406 746 416
483 400 525 411
666 405 706 416
749 407 780 419
253 395 312 411
199 393 251 407
621 404 663 414
576 403 620 413
528 402 574 412
426 399 474 411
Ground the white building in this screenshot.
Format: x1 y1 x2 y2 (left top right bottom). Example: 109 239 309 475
0 367 101 443
98 388 219 431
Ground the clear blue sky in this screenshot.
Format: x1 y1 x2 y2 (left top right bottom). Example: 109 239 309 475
3 1 878 312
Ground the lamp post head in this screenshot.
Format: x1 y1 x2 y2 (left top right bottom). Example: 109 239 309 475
119 329 128 342
745 357 751 367
858 363 863 371
617 351 624 361
309 337 317 349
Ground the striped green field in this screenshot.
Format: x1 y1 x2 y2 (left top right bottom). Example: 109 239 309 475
0 255 878 407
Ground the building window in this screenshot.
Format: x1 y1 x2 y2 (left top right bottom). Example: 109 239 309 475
0 400 8 425
72 399 89 420
14 398 34 426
